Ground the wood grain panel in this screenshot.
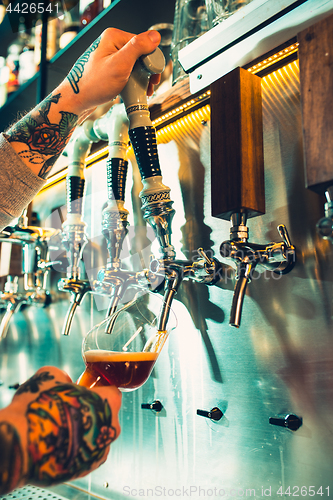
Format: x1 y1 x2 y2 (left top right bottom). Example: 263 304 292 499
210 67 265 220
298 13 333 193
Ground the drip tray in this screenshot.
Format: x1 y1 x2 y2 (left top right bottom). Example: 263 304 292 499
0 485 70 500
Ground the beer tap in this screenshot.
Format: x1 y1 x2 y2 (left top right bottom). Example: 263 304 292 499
208 67 298 328
120 47 176 262
121 49 223 328
220 213 296 328
58 120 100 335
316 187 333 243
92 103 142 322
298 22 333 244
0 210 60 339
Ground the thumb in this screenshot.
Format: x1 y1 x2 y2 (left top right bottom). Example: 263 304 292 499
119 30 161 69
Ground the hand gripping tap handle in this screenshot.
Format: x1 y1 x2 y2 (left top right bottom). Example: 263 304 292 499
120 47 165 180
120 49 176 260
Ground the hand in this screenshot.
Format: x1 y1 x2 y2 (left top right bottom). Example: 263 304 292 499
0 366 121 493
61 28 162 116
5 28 162 179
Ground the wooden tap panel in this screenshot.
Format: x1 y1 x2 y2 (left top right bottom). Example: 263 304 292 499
298 13 333 194
210 67 265 220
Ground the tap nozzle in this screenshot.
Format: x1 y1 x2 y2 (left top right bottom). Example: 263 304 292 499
59 278 91 335
221 215 296 327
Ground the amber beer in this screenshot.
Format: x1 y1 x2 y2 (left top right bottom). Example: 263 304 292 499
77 350 158 391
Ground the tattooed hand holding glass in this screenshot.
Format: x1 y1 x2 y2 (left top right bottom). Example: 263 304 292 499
0 366 121 495
4 28 161 180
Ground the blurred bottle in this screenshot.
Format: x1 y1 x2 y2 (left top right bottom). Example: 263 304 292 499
0 56 9 106
19 28 36 85
59 4 81 49
34 16 59 67
0 0 6 25
6 39 22 95
80 0 104 27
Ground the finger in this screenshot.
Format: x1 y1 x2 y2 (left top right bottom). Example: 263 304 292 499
117 30 161 70
93 385 122 437
147 74 161 96
35 366 73 384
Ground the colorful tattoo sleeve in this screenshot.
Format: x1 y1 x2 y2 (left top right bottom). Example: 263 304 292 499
27 384 116 485
5 93 78 179
0 422 24 495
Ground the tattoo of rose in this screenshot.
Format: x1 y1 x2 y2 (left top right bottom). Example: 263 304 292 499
26 123 67 155
27 112 77 156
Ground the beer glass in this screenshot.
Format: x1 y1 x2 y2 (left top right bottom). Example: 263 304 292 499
206 0 254 26
77 292 177 391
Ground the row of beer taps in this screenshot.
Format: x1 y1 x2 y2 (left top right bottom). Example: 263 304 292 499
0 47 299 340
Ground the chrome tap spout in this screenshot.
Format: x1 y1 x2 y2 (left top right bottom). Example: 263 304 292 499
220 216 296 328
58 278 91 336
0 294 25 339
229 261 253 328
149 249 224 331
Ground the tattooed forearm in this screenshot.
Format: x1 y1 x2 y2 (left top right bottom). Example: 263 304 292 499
0 422 24 495
67 36 101 94
27 384 116 485
6 93 78 179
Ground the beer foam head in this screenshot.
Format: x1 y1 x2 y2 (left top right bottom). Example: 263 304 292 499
84 350 158 363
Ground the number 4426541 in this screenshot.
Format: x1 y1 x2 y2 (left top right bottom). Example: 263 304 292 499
277 486 330 496
6 3 60 14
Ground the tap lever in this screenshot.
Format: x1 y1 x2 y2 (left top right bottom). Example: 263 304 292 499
197 407 223 421
277 224 291 248
141 400 163 413
273 224 296 275
197 248 213 266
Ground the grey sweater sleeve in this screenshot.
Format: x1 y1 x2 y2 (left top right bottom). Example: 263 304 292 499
0 133 46 230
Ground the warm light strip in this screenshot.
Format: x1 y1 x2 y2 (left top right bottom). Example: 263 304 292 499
40 47 298 193
156 104 211 144
40 145 109 191
152 90 211 128
247 42 299 74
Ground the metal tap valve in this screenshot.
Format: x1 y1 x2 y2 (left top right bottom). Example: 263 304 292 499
317 186 333 243
220 214 296 328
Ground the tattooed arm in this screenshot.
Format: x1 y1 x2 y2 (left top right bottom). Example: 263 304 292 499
0 367 121 494
4 28 161 179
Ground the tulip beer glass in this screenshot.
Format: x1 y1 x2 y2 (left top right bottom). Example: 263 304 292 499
77 292 176 391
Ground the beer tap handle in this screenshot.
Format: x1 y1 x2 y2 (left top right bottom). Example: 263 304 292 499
197 248 213 266
274 224 296 275
277 224 292 248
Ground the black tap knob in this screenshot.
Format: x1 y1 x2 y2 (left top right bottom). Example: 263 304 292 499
269 413 302 431
197 407 223 421
141 400 163 413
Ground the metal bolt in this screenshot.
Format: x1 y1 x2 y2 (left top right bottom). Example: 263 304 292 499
103 482 109 488
197 74 202 80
